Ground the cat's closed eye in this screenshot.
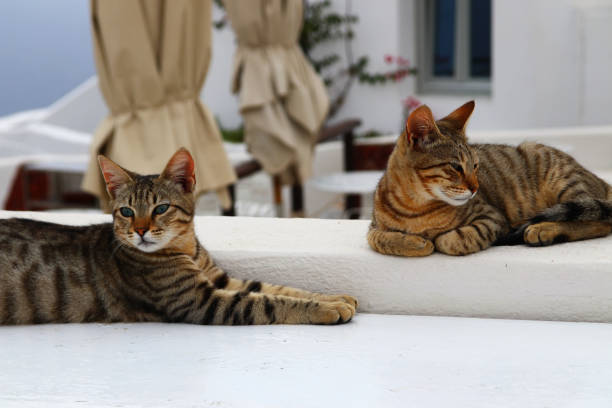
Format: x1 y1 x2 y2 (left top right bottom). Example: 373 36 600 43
450 163 464 174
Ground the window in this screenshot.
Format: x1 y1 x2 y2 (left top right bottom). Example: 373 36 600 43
416 0 492 94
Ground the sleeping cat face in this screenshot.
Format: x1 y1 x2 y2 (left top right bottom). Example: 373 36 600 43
404 101 479 206
98 148 196 253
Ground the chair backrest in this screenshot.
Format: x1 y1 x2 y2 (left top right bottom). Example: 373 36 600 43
349 141 395 171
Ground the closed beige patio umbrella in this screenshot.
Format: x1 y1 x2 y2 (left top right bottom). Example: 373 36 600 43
223 0 329 184
83 0 236 209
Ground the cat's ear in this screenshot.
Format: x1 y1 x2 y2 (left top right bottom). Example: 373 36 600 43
98 155 134 199
440 100 475 131
405 104 438 148
161 148 196 193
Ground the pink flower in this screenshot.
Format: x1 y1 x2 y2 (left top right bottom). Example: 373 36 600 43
402 96 422 110
397 57 410 66
384 54 394 64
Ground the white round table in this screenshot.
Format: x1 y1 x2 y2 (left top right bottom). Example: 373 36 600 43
308 170 384 194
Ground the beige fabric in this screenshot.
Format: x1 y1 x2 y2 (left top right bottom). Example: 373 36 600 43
224 0 329 184
83 0 236 209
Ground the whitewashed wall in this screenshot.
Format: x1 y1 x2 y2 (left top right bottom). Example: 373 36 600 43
205 0 612 134
343 0 612 132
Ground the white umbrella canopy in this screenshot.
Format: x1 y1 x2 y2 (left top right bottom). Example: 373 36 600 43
224 0 329 184
83 0 236 209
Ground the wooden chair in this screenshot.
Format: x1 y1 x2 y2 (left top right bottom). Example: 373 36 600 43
342 137 395 218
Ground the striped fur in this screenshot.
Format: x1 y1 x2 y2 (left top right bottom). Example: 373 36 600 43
0 148 356 325
368 101 612 256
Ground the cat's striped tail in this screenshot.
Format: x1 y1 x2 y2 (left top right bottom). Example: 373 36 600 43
496 198 612 245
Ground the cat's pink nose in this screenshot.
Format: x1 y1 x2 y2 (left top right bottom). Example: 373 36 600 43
467 178 479 194
134 227 148 237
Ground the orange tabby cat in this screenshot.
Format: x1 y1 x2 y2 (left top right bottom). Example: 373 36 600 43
368 101 612 256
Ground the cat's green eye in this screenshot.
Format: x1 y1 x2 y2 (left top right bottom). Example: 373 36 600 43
153 204 169 215
451 163 464 174
119 207 134 217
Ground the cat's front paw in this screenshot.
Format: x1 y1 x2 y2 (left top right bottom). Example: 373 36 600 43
406 238 435 257
309 301 355 325
315 294 358 309
388 234 434 257
434 230 481 256
368 228 434 257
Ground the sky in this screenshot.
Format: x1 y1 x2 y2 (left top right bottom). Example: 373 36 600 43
0 1 96 117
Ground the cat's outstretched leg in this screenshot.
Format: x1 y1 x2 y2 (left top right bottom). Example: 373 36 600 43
524 221 612 246
172 283 355 325
230 278 357 309
204 265 357 308
367 226 434 257
255 284 358 309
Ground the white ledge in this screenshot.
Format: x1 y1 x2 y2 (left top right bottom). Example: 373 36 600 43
2 211 612 323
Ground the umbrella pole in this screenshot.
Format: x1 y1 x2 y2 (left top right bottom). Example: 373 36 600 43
272 175 283 217
291 184 304 218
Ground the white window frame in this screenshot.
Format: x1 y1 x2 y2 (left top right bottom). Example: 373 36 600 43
416 0 491 95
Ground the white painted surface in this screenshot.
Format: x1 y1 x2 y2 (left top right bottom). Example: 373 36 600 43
308 170 383 194
2 211 612 323
304 141 346 217
198 217 612 323
1 313 612 408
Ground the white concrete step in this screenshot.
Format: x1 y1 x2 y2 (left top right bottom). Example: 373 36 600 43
2 211 612 322
197 216 612 323
1 313 612 407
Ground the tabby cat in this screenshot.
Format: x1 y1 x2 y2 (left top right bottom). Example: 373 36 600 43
368 101 612 256
0 148 356 325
